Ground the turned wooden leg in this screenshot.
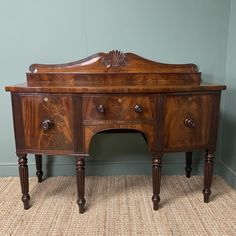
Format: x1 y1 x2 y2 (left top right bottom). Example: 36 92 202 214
17 153 30 210
203 150 214 203
35 155 43 183
76 157 86 214
152 154 162 210
185 151 192 178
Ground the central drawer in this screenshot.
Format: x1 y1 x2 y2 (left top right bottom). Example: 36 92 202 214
82 95 155 122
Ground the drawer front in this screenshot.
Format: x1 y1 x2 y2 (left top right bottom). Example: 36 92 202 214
164 94 213 150
20 94 74 150
83 95 155 122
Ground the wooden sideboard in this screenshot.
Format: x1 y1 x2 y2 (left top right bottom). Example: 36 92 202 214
5 50 226 213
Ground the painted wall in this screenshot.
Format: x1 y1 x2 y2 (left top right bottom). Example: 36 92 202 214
0 0 231 177
220 0 236 187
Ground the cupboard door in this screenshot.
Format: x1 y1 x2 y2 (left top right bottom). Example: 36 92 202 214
164 94 213 150
21 94 74 151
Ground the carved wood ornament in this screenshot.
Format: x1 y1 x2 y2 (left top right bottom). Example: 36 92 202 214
101 50 128 68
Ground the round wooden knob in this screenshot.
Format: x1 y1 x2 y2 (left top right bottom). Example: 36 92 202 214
42 119 52 130
134 104 143 113
184 117 196 128
97 105 105 113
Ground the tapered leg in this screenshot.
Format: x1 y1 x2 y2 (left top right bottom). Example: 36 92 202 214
76 157 86 213
35 155 43 183
185 151 192 178
152 154 162 210
203 150 214 203
17 153 30 210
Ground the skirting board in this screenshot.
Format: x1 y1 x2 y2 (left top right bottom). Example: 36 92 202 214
217 160 236 190
1 160 235 190
0 160 206 177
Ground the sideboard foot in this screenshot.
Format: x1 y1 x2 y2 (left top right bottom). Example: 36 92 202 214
203 150 214 203
76 157 86 214
78 198 86 214
17 153 30 210
185 151 192 178
22 194 30 210
152 195 160 211
152 154 162 210
35 154 43 183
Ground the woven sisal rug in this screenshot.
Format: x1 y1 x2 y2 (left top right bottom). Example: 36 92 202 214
0 175 235 235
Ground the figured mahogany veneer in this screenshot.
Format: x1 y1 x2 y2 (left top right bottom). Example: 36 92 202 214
83 95 155 121
20 94 74 151
164 94 215 150
5 50 226 213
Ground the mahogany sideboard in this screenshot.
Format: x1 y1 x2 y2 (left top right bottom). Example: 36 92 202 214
5 50 226 213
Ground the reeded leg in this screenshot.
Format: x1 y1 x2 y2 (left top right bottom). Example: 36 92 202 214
35 155 43 183
17 153 30 210
152 154 162 210
185 151 192 178
203 150 214 203
76 157 86 213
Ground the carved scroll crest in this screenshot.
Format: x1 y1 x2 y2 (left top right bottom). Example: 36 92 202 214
101 50 128 68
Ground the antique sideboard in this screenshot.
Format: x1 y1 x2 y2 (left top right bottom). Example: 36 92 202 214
5 50 226 213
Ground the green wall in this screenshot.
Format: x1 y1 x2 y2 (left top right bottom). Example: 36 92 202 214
0 1 233 179
220 0 236 188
